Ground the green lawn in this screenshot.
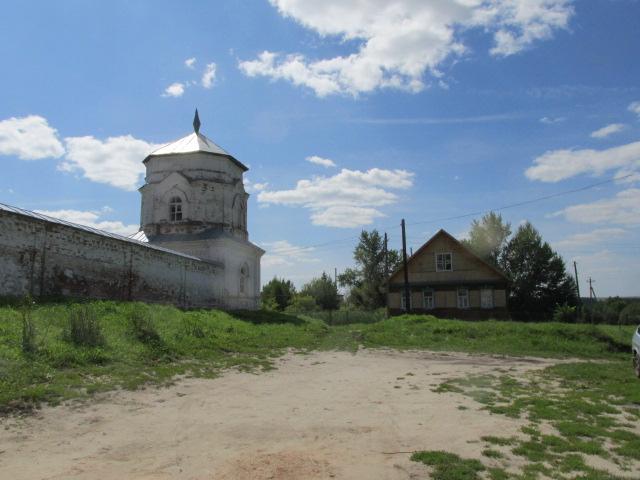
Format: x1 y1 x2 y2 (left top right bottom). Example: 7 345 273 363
0 301 636 413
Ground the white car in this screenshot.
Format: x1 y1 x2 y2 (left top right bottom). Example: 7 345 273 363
633 325 640 378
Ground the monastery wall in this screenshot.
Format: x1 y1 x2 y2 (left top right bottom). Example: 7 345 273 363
0 207 223 308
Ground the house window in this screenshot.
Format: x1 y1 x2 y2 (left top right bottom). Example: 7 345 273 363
436 253 452 271
457 288 469 309
481 288 494 309
169 197 182 221
400 292 412 311
423 289 434 309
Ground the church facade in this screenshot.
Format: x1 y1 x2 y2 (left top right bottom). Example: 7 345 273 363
0 112 263 310
138 111 264 309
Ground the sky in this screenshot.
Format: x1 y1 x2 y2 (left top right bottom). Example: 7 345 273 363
1 0 639 297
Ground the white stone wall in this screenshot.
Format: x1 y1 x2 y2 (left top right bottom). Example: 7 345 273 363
0 210 223 308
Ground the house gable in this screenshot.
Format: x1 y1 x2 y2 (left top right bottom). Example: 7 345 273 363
388 229 508 287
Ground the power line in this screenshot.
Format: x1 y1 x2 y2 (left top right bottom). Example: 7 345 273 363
258 173 633 257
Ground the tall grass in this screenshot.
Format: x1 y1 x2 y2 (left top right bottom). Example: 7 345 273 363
63 305 105 347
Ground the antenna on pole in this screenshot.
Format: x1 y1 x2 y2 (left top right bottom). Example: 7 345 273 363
193 109 201 134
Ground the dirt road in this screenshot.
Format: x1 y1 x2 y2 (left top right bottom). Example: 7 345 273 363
0 349 557 479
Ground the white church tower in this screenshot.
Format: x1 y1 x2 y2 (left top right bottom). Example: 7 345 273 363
139 110 264 309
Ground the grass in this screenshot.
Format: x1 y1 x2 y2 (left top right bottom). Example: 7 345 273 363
411 451 485 480
0 304 636 414
430 361 640 478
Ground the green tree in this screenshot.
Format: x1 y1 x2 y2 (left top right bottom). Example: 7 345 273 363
462 212 511 267
261 277 296 311
500 222 577 321
338 230 402 310
300 272 340 310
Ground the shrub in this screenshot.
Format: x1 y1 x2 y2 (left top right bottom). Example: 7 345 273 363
619 303 640 325
64 305 105 347
285 295 318 314
128 306 161 344
553 303 577 323
21 309 37 354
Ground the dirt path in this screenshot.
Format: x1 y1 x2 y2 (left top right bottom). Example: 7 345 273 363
0 349 559 479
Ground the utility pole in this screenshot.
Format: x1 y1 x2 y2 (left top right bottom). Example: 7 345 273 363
334 267 338 286
573 261 582 321
383 232 389 278
588 277 597 301
401 219 410 313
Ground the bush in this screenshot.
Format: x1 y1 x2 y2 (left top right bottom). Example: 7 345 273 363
553 303 577 323
64 305 105 347
128 306 161 344
285 295 317 314
619 303 640 325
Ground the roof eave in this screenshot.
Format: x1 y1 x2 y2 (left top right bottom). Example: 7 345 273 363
142 151 249 172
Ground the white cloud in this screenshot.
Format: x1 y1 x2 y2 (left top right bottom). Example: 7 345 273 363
34 208 139 236
201 62 217 88
539 116 565 125
162 82 186 97
245 179 269 193
590 123 625 139
61 135 158 191
525 140 640 182
553 188 640 226
311 205 385 228
306 155 336 168
553 228 627 249
257 167 414 228
185 57 197 69
239 0 573 96
629 101 640 118
260 240 320 268
0 115 65 160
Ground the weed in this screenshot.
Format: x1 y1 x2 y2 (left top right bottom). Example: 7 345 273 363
63 305 104 347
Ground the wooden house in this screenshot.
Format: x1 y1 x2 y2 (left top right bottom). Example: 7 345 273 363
386 229 509 319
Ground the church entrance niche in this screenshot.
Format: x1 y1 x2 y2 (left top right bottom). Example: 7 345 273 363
239 263 249 295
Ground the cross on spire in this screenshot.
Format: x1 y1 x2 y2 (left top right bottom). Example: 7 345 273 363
193 109 201 134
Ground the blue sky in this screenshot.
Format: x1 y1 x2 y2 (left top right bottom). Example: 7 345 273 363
1 0 639 296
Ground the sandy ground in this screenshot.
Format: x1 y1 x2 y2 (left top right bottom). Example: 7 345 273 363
0 349 561 480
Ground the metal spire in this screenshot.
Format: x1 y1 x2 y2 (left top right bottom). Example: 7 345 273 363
193 109 201 134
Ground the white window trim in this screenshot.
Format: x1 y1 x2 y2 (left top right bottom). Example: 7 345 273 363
457 287 469 309
423 289 435 309
480 287 494 309
435 252 453 272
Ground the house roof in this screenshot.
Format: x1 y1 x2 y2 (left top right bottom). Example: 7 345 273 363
388 228 509 282
0 202 203 262
144 131 249 172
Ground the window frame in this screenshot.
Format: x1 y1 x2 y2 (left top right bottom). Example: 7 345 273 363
169 196 183 222
400 292 412 310
423 289 435 310
480 287 494 309
457 287 470 309
435 252 453 272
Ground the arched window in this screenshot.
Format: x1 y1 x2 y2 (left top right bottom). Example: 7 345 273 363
169 196 182 221
239 264 249 294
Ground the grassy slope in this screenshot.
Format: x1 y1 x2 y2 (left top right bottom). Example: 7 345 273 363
0 302 636 413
